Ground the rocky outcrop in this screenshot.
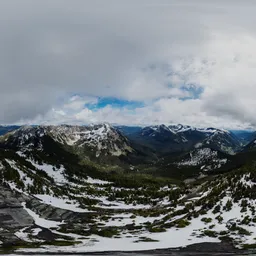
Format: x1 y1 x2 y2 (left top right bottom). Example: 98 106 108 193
0 185 33 245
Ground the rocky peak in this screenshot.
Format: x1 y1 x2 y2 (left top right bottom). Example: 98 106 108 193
0 124 133 157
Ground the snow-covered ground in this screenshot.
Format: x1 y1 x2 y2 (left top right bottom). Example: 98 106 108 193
5 159 33 186
21 202 64 228
17 192 256 253
177 148 227 170
86 176 112 185
15 214 220 253
34 194 93 213
28 160 66 184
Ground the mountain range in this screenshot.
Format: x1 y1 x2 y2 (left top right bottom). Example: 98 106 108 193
0 123 256 252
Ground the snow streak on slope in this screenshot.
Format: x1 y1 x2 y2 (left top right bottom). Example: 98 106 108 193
176 148 227 171
22 202 64 229
4 124 133 158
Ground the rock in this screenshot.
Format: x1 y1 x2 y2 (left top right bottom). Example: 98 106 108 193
180 242 238 252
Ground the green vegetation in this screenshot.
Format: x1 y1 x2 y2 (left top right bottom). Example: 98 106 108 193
243 243 256 249
2 126 256 251
148 226 166 233
203 230 218 238
201 217 212 223
175 219 191 228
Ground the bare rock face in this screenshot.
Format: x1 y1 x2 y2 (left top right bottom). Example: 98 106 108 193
2 124 133 158
0 184 34 245
0 185 33 227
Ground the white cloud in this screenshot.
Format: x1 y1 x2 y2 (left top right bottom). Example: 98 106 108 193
1 0 256 128
19 96 251 130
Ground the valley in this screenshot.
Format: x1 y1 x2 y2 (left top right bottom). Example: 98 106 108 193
0 124 255 253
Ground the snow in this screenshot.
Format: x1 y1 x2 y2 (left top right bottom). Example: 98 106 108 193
13 124 129 157
15 227 43 242
177 148 227 170
34 194 93 213
5 159 33 186
15 227 31 242
101 213 166 227
240 174 256 188
16 214 220 253
31 228 42 236
13 180 256 253
159 185 177 192
6 181 25 194
16 151 25 157
28 159 67 184
86 176 112 185
21 202 64 228
94 195 152 209
168 124 229 135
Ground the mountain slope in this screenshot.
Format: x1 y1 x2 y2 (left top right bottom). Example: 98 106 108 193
1 124 133 157
0 125 20 136
119 124 242 156
231 130 255 145
198 129 241 154
123 125 190 154
241 132 256 152
0 124 256 252
0 144 256 252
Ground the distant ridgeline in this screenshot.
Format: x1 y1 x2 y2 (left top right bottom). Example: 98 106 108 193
0 124 255 252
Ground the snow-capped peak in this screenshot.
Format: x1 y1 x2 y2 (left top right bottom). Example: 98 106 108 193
168 124 230 135
1 124 133 157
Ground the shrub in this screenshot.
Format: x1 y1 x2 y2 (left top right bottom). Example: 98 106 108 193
176 219 191 228
216 215 223 223
212 204 221 214
203 230 218 238
201 217 212 223
148 226 166 233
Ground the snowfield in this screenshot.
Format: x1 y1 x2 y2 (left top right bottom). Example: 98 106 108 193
28 160 67 184
21 202 64 229
34 194 93 213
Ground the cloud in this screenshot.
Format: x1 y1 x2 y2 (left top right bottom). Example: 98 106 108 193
1 0 256 128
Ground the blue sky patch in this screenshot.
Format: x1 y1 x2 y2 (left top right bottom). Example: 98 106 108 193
85 97 145 110
180 85 204 100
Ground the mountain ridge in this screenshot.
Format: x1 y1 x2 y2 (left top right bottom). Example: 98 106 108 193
0 123 256 251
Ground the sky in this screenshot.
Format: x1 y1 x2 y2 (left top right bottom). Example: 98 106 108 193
1 0 256 129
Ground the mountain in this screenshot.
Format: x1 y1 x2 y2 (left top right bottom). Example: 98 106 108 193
197 128 242 155
241 132 256 151
0 124 256 251
119 124 242 155
175 147 229 172
0 124 134 158
0 125 20 136
132 124 188 154
230 130 255 145
115 125 142 136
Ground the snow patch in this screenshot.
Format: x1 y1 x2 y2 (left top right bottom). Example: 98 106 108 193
21 202 64 229
34 194 93 213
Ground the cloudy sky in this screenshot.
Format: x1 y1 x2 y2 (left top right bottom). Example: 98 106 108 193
1 0 256 129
